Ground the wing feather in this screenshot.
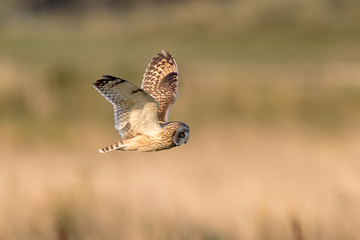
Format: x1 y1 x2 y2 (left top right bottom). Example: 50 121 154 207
141 50 179 123
93 75 162 139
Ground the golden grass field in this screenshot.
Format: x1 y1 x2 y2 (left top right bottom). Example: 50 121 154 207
2 125 360 239
1 1 360 239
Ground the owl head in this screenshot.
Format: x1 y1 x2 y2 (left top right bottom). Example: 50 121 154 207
173 124 190 146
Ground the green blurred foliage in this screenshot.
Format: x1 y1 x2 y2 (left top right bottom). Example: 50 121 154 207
1 0 360 145
2 2 360 240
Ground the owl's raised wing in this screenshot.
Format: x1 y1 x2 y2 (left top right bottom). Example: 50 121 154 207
93 75 162 139
141 50 178 123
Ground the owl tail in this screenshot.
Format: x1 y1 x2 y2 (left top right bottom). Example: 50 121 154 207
98 140 125 153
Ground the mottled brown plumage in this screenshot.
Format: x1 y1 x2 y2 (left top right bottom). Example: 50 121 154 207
142 50 178 123
93 50 189 152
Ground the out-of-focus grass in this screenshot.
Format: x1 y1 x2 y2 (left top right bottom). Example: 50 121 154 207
1 1 360 136
1 127 360 240
2 61 360 148
1 0 360 239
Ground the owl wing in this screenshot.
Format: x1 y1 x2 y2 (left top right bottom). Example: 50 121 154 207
141 50 179 123
93 75 162 139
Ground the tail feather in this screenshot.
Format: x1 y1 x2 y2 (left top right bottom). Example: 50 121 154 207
98 140 125 153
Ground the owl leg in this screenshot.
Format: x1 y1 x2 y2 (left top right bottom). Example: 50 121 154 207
98 140 125 153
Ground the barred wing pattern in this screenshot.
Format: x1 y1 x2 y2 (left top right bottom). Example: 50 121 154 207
141 50 179 123
93 75 162 139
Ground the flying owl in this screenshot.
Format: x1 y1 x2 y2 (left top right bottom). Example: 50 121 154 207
93 50 190 152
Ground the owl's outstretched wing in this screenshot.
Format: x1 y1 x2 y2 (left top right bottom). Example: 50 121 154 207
141 50 178 123
93 75 162 139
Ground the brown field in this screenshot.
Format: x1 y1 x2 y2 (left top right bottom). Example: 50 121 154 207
2 62 360 239
1 1 360 239
2 125 360 240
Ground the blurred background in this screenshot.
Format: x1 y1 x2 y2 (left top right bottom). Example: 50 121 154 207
1 0 360 239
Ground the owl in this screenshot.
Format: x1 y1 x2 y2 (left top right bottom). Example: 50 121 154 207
93 50 190 152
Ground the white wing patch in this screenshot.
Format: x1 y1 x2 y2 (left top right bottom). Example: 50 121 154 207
93 75 162 139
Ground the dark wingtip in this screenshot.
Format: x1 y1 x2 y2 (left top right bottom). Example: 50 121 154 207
93 79 107 88
102 75 119 80
93 79 102 88
93 75 119 87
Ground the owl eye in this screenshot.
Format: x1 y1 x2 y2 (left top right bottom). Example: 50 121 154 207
179 132 185 138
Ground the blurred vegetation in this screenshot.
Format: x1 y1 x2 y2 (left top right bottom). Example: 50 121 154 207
1 1 360 239
1 0 360 140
